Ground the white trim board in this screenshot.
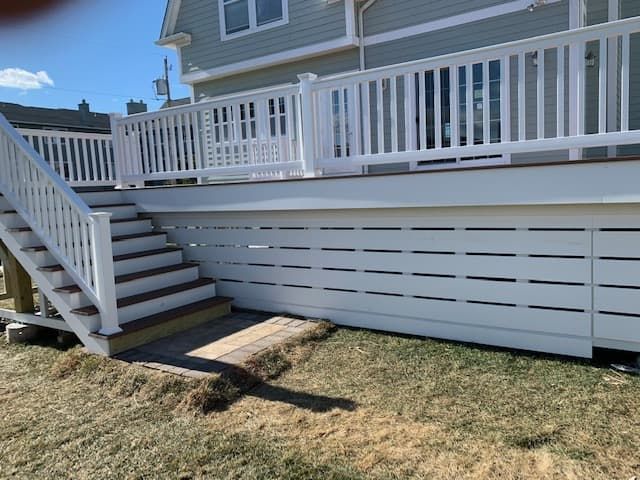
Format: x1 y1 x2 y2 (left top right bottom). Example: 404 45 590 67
363 0 563 47
183 36 359 84
160 0 181 39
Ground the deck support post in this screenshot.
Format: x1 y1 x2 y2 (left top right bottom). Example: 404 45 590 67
0 240 34 314
297 73 319 177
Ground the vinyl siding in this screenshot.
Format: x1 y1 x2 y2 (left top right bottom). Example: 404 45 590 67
176 0 348 76
193 49 359 99
363 0 512 37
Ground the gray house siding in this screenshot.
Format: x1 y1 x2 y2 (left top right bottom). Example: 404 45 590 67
176 0 348 77
193 49 359 99
363 0 520 37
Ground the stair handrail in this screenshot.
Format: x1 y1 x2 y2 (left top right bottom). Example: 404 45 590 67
0 113 120 335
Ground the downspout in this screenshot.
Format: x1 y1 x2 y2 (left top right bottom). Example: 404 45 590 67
358 0 377 70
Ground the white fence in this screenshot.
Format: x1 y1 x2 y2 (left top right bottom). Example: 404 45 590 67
0 114 120 335
147 203 640 358
112 17 640 185
18 128 116 187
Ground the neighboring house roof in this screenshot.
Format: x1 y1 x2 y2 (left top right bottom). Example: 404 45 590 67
0 101 111 133
161 97 191 109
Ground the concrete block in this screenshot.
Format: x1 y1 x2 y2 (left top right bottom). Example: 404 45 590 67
6 323 39 344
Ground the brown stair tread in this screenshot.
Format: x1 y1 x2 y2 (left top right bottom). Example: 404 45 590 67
25 232 164 253
6 217 147 234
38 247 183 273
112 231 165 242
114 246 182 262
71 278 216 316
111 217 148 224
21 245 47 252
89 203 136 209
89 296 233 339
54 263 198 294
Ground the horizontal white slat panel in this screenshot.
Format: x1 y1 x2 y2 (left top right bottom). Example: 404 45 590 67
594 231 640 258
152 206 611 229
176 203 640 229
594 286 640 315
218 282 592 355
185 245 590 283
166 228 590 256
594 313 640 344
594 259 640 287
205 264 591 310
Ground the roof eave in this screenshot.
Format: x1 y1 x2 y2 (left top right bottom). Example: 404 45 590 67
156 32 192 49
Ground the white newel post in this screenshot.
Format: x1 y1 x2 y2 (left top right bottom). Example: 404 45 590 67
297 73 318 177
109 113 124 189
89 212 122 335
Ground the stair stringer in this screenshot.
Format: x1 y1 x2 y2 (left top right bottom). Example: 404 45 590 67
0 218 109 355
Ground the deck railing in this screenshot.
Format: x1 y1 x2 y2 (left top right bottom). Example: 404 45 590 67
18 128 116 187
112 83 303 184
0 114 120 335
113 17 640 185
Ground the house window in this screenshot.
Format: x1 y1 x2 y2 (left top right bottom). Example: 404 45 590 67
219 0 288 40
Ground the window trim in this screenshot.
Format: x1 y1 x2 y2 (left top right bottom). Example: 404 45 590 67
218 0 289 41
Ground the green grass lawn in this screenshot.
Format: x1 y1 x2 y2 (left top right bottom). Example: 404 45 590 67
1 325 639 479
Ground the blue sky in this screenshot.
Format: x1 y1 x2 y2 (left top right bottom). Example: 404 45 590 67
0 0 190 114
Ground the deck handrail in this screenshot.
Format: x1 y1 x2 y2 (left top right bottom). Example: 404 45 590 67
0 113 120 335
112 16 640 185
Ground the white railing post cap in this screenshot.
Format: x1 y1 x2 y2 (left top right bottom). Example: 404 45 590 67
89 211 113 219
297 73 318 82
109 112 123 119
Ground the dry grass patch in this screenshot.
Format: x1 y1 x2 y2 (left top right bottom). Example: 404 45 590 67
206 328 640 479
2 322 640 479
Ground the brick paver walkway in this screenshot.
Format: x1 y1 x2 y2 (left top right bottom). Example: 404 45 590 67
115 310 317 378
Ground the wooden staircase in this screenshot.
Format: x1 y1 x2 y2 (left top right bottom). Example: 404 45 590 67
0 190 232 355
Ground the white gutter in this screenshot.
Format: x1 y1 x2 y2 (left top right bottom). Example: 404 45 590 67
358 0 378 70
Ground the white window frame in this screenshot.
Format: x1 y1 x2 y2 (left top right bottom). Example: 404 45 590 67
218 0 289 41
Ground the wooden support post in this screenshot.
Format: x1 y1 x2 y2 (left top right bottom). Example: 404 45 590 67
0 240 34 313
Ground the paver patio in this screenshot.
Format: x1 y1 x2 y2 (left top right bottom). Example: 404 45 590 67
115 310 317 378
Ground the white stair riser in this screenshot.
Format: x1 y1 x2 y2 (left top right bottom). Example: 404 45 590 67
79 191 125 206
41 270 74 288
9 231 40 247
118 283 216 324
62 266 200 309
94 205 138 220
0 197 12 211
0 214 28 230
116 267 199 298
75 312 102 332
4 220 150 241
111 234 167 256
26 238 172 269
39 250 184 287
114 250 184 276
110 220 153 237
